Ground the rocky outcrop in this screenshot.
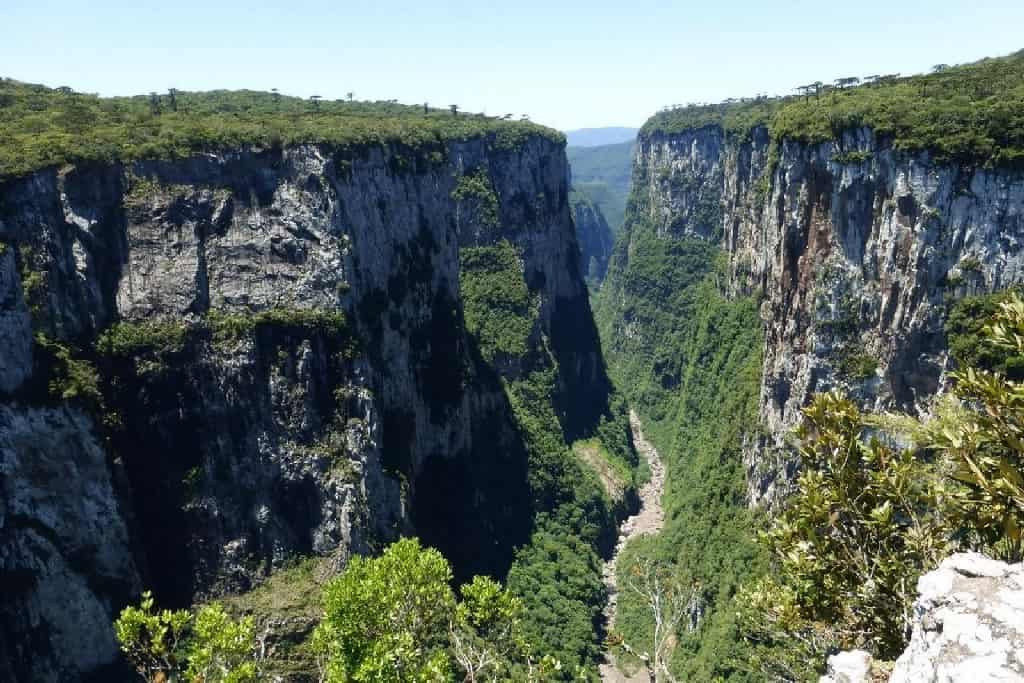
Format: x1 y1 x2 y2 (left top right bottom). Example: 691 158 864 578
0 133 607 680
890 553 1024 682
629 125 1024 505
570 189 615 286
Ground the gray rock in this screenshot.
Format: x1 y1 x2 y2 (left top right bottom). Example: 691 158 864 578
820 649 874 683
890 553 1024 682
0 245 32 393
628 125 1024 506
0 405 140 682
0 134 607 680
570 190 614 286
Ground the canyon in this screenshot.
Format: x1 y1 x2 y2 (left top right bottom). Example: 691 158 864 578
3 50 1024 681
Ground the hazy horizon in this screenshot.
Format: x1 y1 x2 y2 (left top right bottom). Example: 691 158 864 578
3 0 1023 130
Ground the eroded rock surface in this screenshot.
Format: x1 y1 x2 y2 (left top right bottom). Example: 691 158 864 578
623 126 1024 505
890 553 1024 682
0 134 607 680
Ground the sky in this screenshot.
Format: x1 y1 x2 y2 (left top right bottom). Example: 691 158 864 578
2 1 1023 131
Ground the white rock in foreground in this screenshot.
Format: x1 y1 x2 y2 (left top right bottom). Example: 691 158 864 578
890 552 1024 682
819 649 874 683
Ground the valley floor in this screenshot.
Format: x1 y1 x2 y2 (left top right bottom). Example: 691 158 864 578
599 410 667 682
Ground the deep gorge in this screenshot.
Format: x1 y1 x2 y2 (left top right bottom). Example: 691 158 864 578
4 49 1024 682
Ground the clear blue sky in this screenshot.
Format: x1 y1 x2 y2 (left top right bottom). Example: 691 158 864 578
3 1 1022 131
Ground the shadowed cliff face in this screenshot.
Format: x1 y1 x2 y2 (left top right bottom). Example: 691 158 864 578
570 191 615 287
0 134 612 680
613 124 1024 505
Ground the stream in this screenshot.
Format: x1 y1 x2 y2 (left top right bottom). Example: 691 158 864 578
599 409 667 682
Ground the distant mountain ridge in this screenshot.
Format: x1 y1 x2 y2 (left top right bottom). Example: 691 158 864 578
567 140 634 234
564 126 638 147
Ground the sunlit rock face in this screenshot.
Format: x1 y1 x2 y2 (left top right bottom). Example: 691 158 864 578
632 125 1024 506
892 553 1024 682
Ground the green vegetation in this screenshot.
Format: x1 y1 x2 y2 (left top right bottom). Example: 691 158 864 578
313 538 566 682
314 538 456 680
459 241 538 362
642 50 1024 167
17 243 46 319
458 235 635 676
95 308 354 360
119 540 574 683
643 98 780 142
567 141 634 232
208 307 353 350
757 393 946 659
738 293 1024 674
594 220 768 679
219 558 325 681
832 150 873 164
946 289 1024 379
836 350 878 380
452 168 500 229
95 318 189 357
502 364 622 675
32 333 104 408
0 80 563 179
115 591 257 683
937 293 1024 561
572 437 631 500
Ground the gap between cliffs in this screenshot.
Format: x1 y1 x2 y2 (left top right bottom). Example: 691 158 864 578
599 409 667 682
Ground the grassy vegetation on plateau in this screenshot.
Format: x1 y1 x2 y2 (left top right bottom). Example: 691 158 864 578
642 50 1024 166
0 79 564 179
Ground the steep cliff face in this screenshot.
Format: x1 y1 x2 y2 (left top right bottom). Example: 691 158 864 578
628 125 1024 503
570 189 614 286
0 133 610 680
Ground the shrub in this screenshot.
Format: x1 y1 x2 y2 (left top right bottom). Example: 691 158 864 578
96 318 189 357
452 168 500 229
935 293 1024 561
313 538 542 682
207 307 350 347
33 333 103 407
114 591 257 683
837 350 878 380
946 290 1024 379
759 392 947 657
642 49 1024 168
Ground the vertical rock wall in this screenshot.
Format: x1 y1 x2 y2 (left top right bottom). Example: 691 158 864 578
0 133 607 680
627 125 1024 504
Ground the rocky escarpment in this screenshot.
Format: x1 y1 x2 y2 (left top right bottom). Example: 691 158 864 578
627 124 1024 504
570 189 614 286
0 133 611 681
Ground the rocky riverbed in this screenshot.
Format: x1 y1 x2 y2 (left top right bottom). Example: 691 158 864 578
599 410 667 682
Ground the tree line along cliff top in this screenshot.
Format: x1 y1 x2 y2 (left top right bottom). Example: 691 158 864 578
0 81 565 180
641 49 1024 167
